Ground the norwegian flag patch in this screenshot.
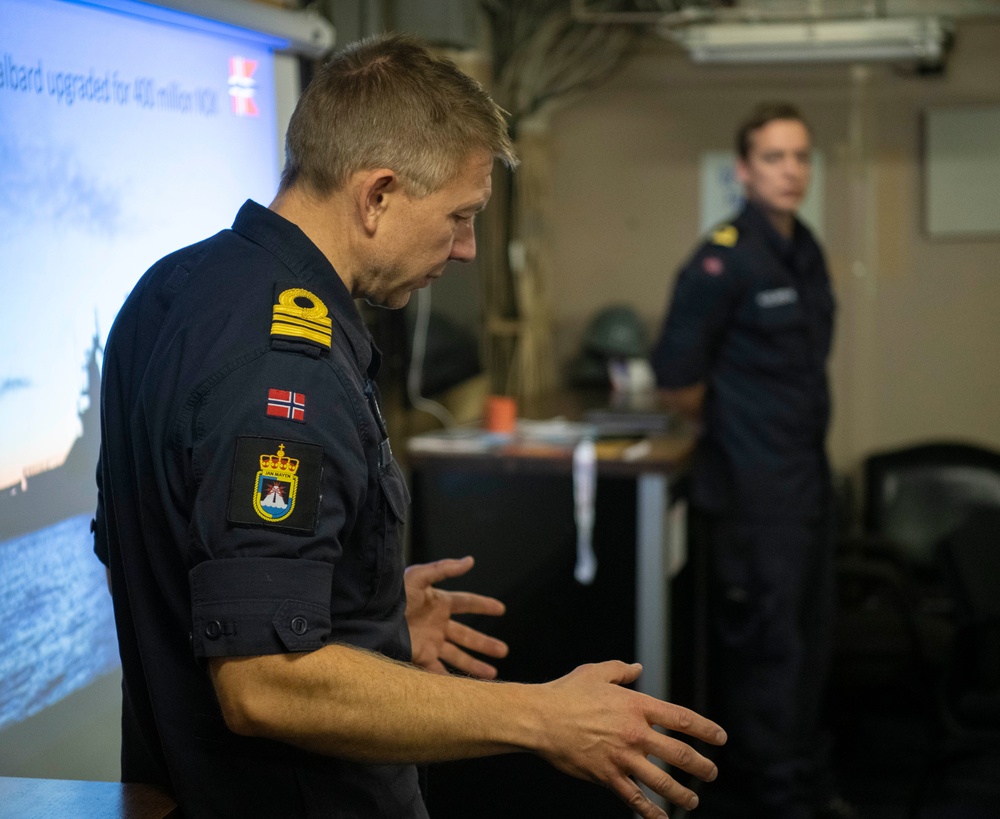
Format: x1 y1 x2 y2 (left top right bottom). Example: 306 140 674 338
702 255 724 276
266 389 306 422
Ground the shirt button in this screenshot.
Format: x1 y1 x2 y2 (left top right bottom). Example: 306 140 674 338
291 616 308 636
205 621 222 640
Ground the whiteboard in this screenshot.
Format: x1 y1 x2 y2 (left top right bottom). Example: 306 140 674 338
924 105 1000 238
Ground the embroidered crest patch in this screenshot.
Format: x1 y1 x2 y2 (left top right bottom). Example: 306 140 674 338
254 443 298 521
228 437 322 533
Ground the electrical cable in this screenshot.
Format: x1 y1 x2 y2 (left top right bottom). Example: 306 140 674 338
406 286 457 429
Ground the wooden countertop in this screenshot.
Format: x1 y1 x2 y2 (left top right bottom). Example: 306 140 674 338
0 777 177 819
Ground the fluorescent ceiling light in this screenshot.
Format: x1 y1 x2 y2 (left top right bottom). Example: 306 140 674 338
664 16 948 64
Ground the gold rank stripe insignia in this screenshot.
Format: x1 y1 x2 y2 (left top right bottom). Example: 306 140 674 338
712 225 738 247
271 288 332 349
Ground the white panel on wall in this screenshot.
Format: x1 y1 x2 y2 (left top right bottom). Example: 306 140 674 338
925 105 1000 238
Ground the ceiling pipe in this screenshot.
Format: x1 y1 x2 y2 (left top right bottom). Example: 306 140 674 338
569 0 1000 30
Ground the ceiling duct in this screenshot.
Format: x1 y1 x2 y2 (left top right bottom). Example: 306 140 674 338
661 15 951 64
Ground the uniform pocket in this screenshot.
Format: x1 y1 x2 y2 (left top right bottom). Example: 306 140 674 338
364 457 410 607
378 458 411 523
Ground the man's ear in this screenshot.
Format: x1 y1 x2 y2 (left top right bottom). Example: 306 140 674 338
357 168 398 235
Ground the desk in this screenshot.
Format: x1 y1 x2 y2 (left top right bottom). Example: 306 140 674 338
0 777 177 819
407 425 693 817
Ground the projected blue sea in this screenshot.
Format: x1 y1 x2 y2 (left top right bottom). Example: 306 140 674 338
0 512 118 731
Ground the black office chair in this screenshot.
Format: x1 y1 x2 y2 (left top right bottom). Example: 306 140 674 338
833 441 1000 695
937 505 1000 739
828 443 1000 816
863 442 1000 590
908 504 1000 817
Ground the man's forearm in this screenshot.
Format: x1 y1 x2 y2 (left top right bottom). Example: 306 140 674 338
210 647 726 819
657 383 705 422
210 644 535 764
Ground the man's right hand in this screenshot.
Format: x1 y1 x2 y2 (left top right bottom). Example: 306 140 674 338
535 661 725 819
211 646 722 819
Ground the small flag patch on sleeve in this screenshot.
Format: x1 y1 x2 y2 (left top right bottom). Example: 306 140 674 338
267 389 306 422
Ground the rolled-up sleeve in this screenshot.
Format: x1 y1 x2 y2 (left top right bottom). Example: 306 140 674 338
182 347 369 658
190 556 334 657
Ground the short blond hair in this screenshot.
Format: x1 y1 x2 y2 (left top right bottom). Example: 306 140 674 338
280 33 518 197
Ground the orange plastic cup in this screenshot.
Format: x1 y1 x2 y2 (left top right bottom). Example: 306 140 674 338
483 395 517 434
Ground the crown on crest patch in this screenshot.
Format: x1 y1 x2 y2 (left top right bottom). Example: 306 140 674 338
260 443 299 475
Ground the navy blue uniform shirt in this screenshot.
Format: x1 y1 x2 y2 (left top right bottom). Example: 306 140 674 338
651 201 835 520
94 200 427 818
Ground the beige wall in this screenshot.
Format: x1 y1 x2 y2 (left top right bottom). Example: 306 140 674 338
544 21 1000 476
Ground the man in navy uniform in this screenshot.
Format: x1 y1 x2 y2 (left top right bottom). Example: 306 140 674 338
94 33 726 819
651 102 853 819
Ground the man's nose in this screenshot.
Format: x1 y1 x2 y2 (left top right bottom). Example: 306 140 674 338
785 156 807 176
450 223 476 262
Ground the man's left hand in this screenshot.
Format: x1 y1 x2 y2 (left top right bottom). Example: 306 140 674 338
404 556 508 679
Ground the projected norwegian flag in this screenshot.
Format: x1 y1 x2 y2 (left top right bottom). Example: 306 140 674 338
228 56 259 117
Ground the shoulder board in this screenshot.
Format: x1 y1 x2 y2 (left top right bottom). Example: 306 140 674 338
711 225 738 247
271 286 332 351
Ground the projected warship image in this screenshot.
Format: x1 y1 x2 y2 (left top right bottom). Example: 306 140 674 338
0 333 102 542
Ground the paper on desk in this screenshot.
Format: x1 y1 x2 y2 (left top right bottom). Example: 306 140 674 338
406 428 494 454
408 419 599 454
516 418 598 444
